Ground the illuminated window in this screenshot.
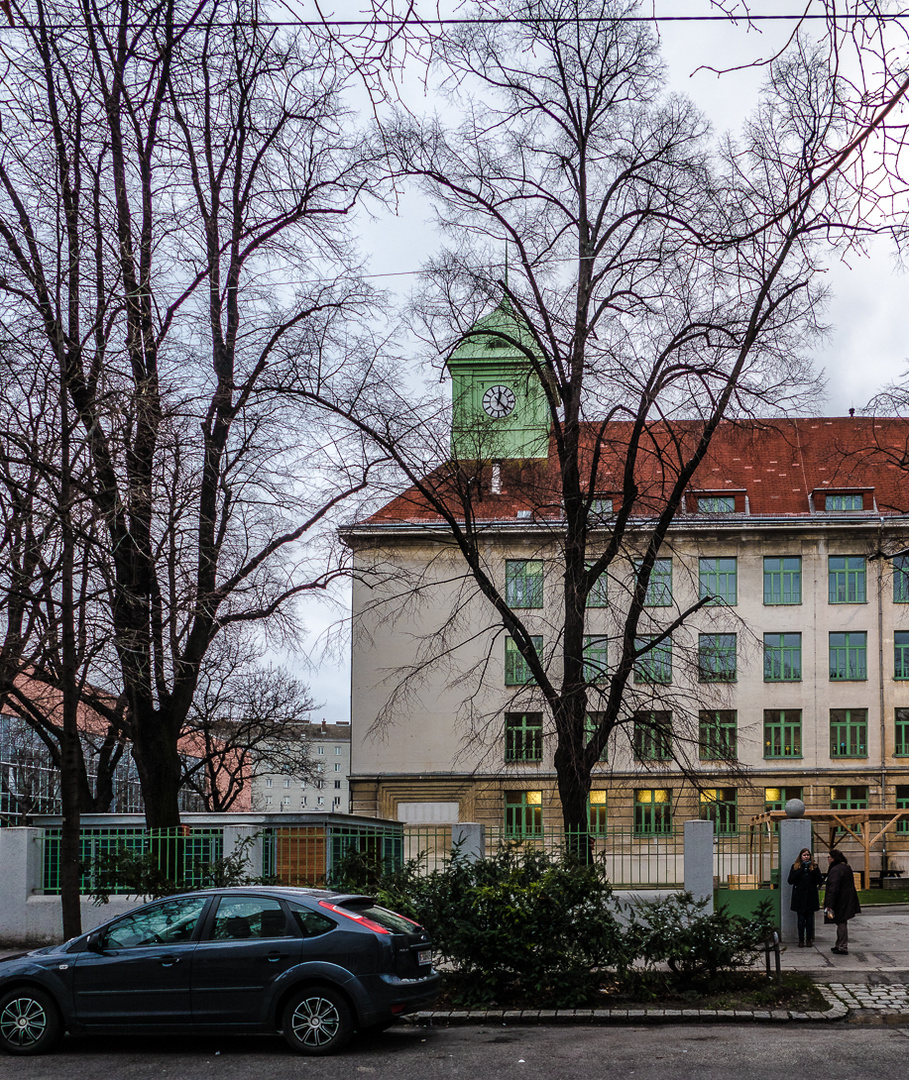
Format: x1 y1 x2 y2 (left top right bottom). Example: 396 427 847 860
764 786 802 814
634 789 672 836
700 788 737 835
588 791 608 835
504 790 543 837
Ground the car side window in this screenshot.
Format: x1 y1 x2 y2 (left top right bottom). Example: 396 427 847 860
101 896 207 950
211 896 290 939
288 905 335 938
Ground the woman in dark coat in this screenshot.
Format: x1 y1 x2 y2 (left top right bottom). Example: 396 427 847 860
787 847 823 946
824 849 861 954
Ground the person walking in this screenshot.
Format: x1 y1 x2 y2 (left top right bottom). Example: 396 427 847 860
787 847 823 946
824 849 861 955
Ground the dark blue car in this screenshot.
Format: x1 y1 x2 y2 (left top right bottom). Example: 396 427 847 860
0 886 439 1056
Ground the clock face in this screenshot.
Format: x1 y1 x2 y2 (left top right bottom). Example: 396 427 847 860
482 384 516 418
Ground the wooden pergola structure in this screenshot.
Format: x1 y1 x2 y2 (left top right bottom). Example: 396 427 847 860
751 809 909 889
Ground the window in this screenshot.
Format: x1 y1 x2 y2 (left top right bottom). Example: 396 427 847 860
334 746 342 755
700 788 737 835
635 557 672 606
699 557 737 606
317 796 324 806
634 789 672 835
830 709 868 758
896 632 909 679
897 785 909 834
334 762 341 772
590 496 612 520
213 896 290 941
826 493 863 511
265 778 273 788
504 790 543 836
764 556 802 605
283 778 290 788
894 556 909 603
504 712 543 762
698 710 737 760
505 559 543 608
763 709 802 758
634 636 672 684
829 631 867 680
584 713 608 761
764 786 802 814
583 635 609 683
896 709 909 756
334 780 341 789
101 896 208 950
633 711 672 762
505 635 543 685
764 633 802 681
588 791 608 835
698 495 735 513
698 633 737 682
318 745 325 755
830 785 868 811
586 562 609 608
828 555 867 603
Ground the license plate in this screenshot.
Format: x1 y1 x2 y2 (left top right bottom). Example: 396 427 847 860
417 948 432 966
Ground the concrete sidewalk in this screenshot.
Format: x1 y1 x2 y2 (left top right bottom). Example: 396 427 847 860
772 904 909 980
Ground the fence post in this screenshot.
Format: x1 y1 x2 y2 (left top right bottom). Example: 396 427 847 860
684 819 714 912
778 815 812 943
451 822 485 862
0 827 45 942
222 824 264 880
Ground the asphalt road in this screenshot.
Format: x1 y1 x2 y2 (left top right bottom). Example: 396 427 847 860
4 1022 909 1080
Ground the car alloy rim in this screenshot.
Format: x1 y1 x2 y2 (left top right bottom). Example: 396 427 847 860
0 996 48 1047
289 995 341 1047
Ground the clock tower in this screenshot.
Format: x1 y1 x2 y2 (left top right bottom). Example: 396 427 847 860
446 298 550 461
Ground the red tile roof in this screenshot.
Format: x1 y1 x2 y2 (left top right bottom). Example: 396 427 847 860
363 417 909 525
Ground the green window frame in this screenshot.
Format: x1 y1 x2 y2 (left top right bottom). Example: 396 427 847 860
505 635 543 686
894 556 909 603
634 789 672 836
896 784 909 833
830 784 868 811
895 709 909 757
829 631 867 681
700 787 737 836
504 790 543 837
764 556 802 605
699 556 737 606
505 560 543 608
583 635 609 684
504 713 543 762
698 495 735 513
763 633 802 682
830 709 868 758
698 710 737 761
589 496 613 522
633 636 672 684
584 713 609 761
828 555 867 603
896 632 909 680
826 493 863 511
763 709 802 759
698 633 736 682
588 791 608 835
633 711 672 762
764 785 802 814
585 561 609 608
635 557 672 607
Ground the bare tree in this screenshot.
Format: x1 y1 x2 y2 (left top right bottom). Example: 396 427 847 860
299 0 909 851
0 0 380 829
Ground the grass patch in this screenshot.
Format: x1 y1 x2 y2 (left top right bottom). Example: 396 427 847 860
437 970 828 1013
857 888 909 905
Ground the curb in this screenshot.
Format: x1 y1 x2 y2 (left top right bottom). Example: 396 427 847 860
406 986 849 1026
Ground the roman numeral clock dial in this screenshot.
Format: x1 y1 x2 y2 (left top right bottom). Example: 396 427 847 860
482 384 516 418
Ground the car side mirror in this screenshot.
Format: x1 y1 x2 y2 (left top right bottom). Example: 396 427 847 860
85 931 105 954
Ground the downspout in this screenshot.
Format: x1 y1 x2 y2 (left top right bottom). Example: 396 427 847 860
877 522 888 875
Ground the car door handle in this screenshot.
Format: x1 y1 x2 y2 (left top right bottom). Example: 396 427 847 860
159 956 181 967
266 953 289 962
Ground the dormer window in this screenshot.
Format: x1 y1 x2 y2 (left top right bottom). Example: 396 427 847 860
688 489 746 514
698 495 735 513
825 493 864 512
811 488 873 513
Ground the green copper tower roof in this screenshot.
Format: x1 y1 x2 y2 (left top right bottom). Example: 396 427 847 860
447 297 538 366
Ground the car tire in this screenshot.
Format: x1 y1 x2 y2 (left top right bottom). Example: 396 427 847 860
0 987 63 1055
281 986 354 1056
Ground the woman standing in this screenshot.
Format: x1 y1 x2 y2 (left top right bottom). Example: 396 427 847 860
787 847 823 946
824 850 861 955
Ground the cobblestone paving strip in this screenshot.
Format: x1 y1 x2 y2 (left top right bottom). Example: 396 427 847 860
822 983 909 1012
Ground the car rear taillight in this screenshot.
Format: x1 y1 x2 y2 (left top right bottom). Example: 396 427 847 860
318 900 390 934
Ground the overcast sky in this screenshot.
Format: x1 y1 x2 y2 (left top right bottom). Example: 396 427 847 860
288 0 909 722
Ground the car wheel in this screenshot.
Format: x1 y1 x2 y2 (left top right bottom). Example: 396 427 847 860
0 988 63 1055
281 986 353 1056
